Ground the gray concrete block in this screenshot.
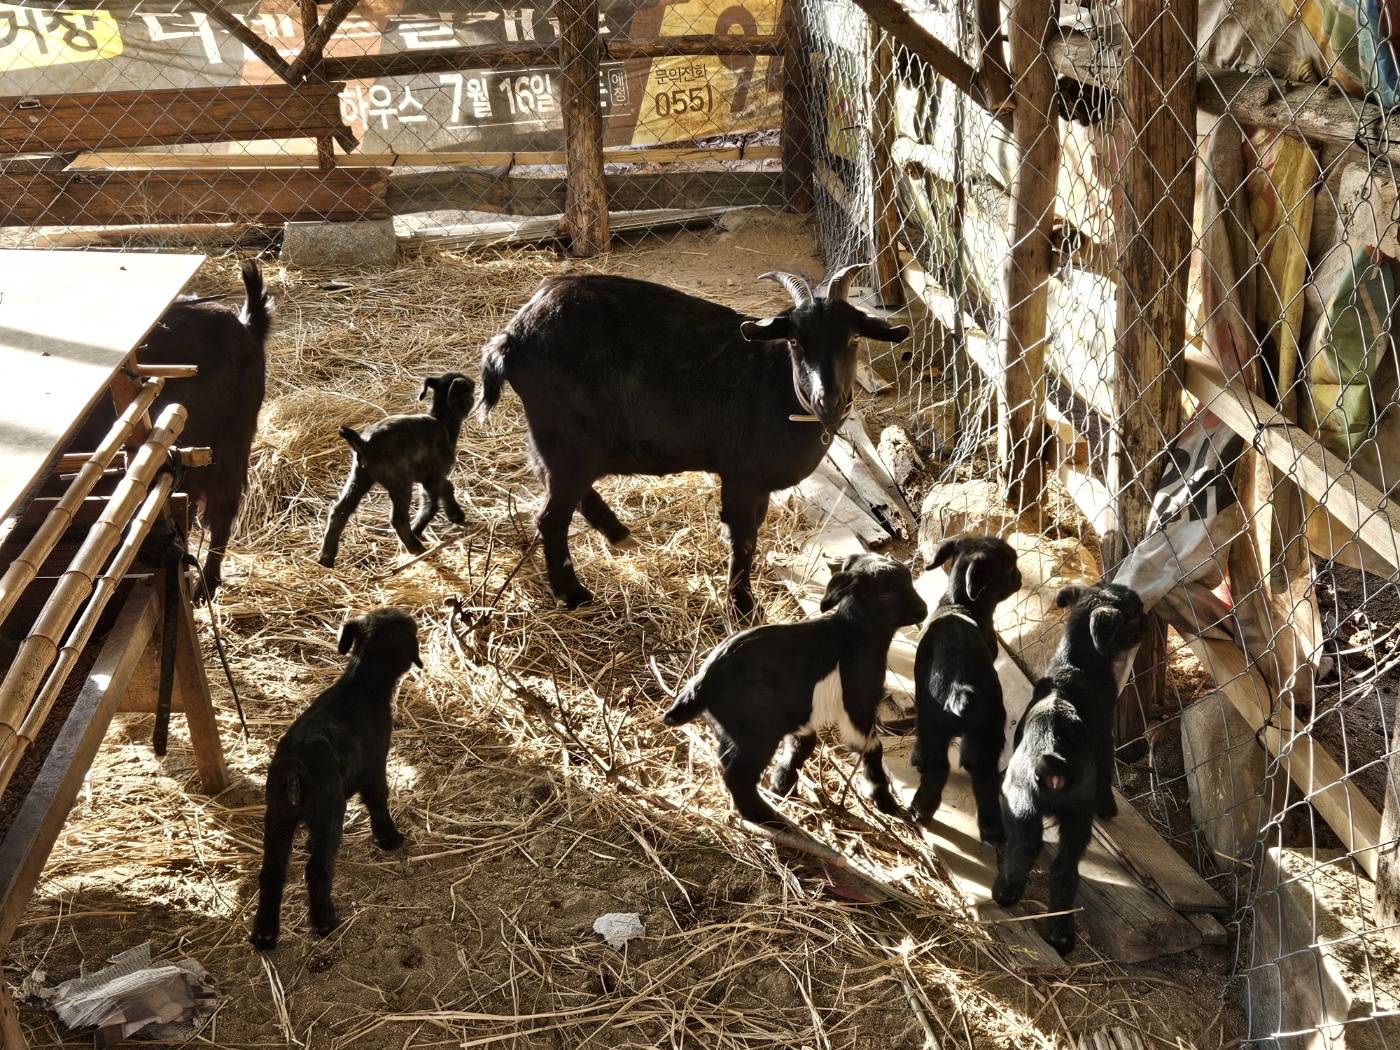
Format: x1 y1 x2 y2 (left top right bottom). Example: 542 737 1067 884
282 219 398 269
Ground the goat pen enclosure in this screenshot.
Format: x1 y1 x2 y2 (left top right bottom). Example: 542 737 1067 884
1 0 1399 1044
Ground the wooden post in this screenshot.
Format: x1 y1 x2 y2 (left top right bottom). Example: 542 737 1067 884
999 0 1058 509
1377 703 1400 944
781 0 813 214
299 0 337 171
974 0 1013 115
870 31 903 307
1105 0 1197 749
558 0 609 257
0 981 23 1048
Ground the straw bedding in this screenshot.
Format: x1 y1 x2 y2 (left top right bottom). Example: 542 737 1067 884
4 217 1240 1047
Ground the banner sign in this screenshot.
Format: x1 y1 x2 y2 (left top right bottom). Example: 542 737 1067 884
0 0 783 153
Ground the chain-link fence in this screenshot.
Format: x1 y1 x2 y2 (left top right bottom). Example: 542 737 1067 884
798 0 1400 1041
0 0 801 250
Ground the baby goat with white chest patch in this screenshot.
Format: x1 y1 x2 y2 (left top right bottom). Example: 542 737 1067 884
909 536 1021 841
318 372 475 568
661 553 927 827
992 582 1146 955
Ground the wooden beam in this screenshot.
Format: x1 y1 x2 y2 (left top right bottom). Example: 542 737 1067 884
1379 702 1400 943
0 167 388 226
0 582 159 946
1048 32 1400 168
187 0 296 85
298 0 338 169
780 0 813 213
869 32 903 305
974 0 1014 117
387 167 782 216
0 85 355 157
845 0 984 106
1187 636 1382 880
998 0 1057 508
558 0 609 257
288 0 358 83
1184 350 1400 571
322 34 782 82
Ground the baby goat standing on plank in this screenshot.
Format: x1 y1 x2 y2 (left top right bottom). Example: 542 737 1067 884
909 536 1021 841
661 553 927 827
318 373 475 568
250 608 421 950
992 582 1146 956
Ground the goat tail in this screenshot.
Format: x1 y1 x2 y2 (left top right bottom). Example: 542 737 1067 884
478 332 511 421
338 425 369 456
660 681 708 727
239 259 273 346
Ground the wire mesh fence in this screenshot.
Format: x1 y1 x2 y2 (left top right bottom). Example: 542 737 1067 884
6 0 1400 1041
795 0 1400 1041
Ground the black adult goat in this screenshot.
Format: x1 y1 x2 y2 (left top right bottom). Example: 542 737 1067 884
478 267 909 617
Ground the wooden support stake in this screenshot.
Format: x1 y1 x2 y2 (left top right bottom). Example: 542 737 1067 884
289 0 358 83
974 0 1014 117
558 0 608 257
869 31 904 306
999 0 1058 508
1378 700 1400 945
781 0 813 214
298 0 339 169
1105 0 1196 748
187 0 297 85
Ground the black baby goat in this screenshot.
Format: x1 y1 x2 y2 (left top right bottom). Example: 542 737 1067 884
992 582 1147 955
661 553 927 827
250 608 421 950
909 535 1021 841
318 373 475 568
478 267 909 617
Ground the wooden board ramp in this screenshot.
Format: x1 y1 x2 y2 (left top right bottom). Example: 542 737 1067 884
771 498 1227 967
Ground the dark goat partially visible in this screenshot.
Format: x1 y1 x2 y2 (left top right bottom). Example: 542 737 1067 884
317 373 475 568
73 260 272 601
993 582 1147 956
909 535 1021 841
250 608 421 950
478 267 909 617
661 553 927 827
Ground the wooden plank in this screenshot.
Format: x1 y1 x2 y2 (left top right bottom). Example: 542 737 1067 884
0 250 202 524
0 167 388 227
69 145 782 171
844 0 984 107
559 0 608 257
1187 911 1229 947
1187 635 1383 880
0 582 159 946
0 982 21 1049
322 34 782 82
387 167 782 217
999 0 1057 506
780 0 813 213
0 85 354 157
790 462 888 549
1184 349 1400 574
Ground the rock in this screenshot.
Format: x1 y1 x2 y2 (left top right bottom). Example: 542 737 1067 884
877 425 924 491
1248 848 1400 1048
917 479 1015 561
913 397 960 452
282 218 398 269
1180 691 1270 865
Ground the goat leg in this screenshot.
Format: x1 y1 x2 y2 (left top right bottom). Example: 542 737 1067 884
962 733 1006 843
250 807 297 950
304 802 345 937
720 482 769 621
361 771 404 851
410 483 440 538
1094 732 1118 819
194 483 241 603
386 481 427 555
857 738 903 816
438 478 467 526
720 738 786 828
770 733 818 796
910 730 953 824
318 469 373 568
1045 812 1092 955
580 486 633 547
993 803 1043 907
538 481 593 608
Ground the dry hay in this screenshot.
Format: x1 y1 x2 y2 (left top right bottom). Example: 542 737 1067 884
5 221 1240 1048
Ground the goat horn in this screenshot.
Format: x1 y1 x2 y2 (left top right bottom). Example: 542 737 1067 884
758 271 814 307
821 263 868 303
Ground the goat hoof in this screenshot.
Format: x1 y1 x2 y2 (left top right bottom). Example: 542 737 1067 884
560 588 594 609
1045 924 1076 957
991 875 1024 907
376 830 405 851
979 823 1006 846
610 532 638 550
317 552 337 569
249 927 278 951
191 576 219 605
310 914 339 938
1097 797 1118 820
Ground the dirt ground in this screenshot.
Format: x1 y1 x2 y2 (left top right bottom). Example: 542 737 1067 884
4 215 1243 1048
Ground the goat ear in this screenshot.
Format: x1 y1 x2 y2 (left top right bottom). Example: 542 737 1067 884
965 553 996 602
448 377 474 405
1055 584 1090 609
820 572 857 612
931 539 959 569
1089 606 1124 655
857 313 910 344
740 316 792 342
418 378 434 401
337 616 362 655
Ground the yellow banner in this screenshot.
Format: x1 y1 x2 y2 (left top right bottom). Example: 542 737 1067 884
0 5 122 72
